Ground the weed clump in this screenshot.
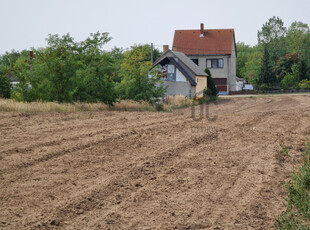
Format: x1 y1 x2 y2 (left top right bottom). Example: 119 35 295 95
275 142 310 229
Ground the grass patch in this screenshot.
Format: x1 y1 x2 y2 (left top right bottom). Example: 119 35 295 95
275 142 310 229
0 98 157 113
112 100 156 112
0 96 196 113
276 142 292 163
162 95 195 111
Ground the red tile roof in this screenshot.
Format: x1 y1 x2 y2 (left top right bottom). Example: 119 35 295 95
172 29 236 56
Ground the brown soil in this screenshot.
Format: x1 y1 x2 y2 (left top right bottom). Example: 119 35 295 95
1 94 310 229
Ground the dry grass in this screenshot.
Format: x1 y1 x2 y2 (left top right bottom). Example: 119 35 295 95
0 98 156 113
112 100 156 112
163 95 195 111
0 96 195 113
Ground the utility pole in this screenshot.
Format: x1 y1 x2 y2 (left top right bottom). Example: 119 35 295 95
151 43 154 64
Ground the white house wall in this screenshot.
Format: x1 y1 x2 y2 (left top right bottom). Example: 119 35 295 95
175 68 187 82
189 55 229 79
156 81 195 98
188 36 237 91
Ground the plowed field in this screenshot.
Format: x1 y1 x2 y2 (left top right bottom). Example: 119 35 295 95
1 94 310 229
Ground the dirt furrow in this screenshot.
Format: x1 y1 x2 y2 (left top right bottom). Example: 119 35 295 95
1 94 310 230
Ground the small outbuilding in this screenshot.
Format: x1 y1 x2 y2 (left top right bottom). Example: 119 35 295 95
152 48 208 98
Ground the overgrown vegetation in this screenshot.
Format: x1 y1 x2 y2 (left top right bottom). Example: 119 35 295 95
275 142 310 229
0 33 163 105
237 17 310 90
0 95 195 113
163 95 194 111
0 98 156 113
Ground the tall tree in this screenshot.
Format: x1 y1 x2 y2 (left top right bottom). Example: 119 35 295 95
259 44 276 85
243 46 263 86
0 65 11 98
33 33 79 103
258 16 287 44
116 44 164 101
273 52 300 80
73 32 116 105
258 16 288 65
236 42 253 79
287 21 310 57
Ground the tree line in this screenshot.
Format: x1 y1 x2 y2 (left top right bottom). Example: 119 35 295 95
0 32 163 104
237 16 310 90
1 17 310 104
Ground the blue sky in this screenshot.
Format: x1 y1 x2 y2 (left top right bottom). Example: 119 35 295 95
1 0 310 54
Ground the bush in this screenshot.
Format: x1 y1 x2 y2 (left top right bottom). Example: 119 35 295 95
299 79 310 89
275 143 310 229
281 74 298 89
202 88 216 102
204 68 218 99
0 75 11 98
259 83 270 91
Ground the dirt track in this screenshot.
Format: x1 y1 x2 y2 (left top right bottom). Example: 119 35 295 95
1 95 310 229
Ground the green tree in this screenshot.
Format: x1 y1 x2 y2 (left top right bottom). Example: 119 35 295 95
281 74 298 89
236 42 253 79
73 32 117 105
0 76 10 98
0 65 11 98
243 46 263 87
258 16 287 44
116 44 164 101
273 53 300 80
259 44 276 85
299 79 310 89
258 16 288 65
203 68 218 99
28 32 117 104
108 46 124 83
10 56 33 101
287 21 310 57
33 33 80 103
0 50 22 67
298 59 309 80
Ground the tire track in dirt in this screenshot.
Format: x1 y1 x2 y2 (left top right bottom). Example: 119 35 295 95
1 95 310 230
0 114 192 176
1 112 195 228
22 129 219 229
19 115 246 229
0 113 183 158
203 103 309 229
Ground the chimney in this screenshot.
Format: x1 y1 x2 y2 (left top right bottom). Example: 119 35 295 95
163 45 169 52
30 51 34 59
200 23 204 37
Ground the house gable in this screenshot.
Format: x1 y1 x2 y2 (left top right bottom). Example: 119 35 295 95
152 50 208 86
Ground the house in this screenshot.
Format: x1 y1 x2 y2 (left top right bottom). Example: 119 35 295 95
152 49 208 98
172 23 238 94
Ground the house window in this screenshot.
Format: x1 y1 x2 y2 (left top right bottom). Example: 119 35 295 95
206 58 223 69
191 58 199 65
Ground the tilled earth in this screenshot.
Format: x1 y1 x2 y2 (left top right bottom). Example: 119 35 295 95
1 95 310 229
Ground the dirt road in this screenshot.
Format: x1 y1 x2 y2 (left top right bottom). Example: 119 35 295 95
1 95 310 229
